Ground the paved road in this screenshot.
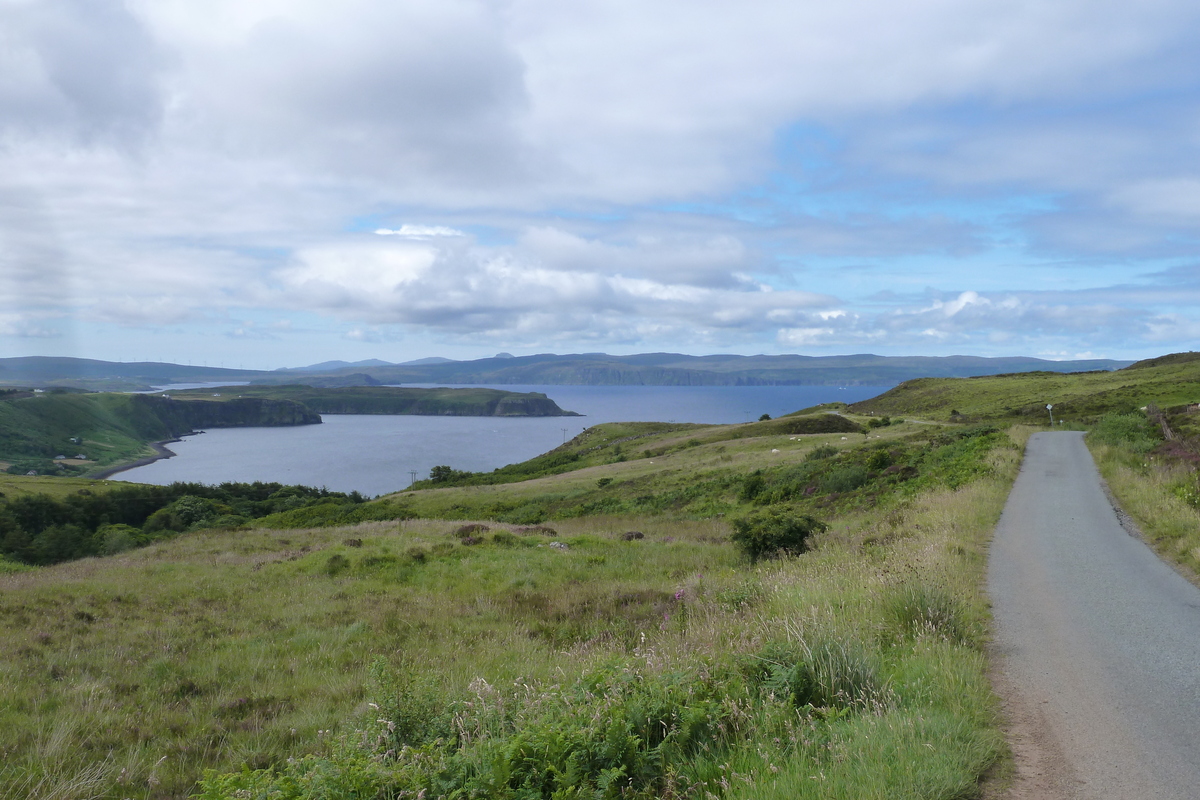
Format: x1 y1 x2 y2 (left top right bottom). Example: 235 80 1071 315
989 431 1200 799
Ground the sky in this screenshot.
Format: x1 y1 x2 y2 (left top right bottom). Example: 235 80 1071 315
2 0 1200 370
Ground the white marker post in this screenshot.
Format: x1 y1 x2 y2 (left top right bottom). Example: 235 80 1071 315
1046 404 1054 426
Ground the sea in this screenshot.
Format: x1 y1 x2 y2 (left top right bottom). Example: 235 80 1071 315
114 384 890 497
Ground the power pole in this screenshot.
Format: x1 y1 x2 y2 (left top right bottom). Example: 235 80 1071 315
408 470 418 487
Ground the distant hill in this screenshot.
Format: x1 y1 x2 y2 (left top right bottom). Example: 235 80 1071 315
285 359 396 372
0 357 267 390
254 352 1133 387
3 352 1134 391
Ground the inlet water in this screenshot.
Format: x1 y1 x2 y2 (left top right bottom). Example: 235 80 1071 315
115 384 888 496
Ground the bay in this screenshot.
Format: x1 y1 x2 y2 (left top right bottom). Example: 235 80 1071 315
115 384 888 497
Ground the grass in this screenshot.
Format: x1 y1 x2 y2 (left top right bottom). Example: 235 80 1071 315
848 354 1200 424
0 417 1020 799
0 474 131 501
1088 439 1200 581
379 417 970 525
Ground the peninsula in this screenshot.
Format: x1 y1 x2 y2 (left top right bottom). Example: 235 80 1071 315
0 385 576 478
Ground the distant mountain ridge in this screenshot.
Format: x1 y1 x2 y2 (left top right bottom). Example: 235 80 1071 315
263 352 1134 387
0 352 1134 390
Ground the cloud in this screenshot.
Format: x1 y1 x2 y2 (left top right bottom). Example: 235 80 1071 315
375 225 466 238
274 235 837 343
0 0 168 145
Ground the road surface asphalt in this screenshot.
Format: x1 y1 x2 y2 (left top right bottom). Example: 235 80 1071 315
989 431 1200 799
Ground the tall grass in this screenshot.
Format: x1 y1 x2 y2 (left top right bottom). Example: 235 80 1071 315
1089 440 1200 579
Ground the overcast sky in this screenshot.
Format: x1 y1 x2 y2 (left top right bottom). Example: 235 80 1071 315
2 0 1199 369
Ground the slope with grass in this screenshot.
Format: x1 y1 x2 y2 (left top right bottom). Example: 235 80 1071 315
0 392 319 477
0 406 1019 800
847 352 1200 423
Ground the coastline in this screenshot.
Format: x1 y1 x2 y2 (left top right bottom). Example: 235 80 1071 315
90 439 180 480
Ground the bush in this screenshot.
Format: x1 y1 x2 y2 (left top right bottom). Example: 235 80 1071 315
805 444 838 461
1089 411 1158 452
97 524 139 555
820 465 869 493
729 508 826 561
739 471 765 502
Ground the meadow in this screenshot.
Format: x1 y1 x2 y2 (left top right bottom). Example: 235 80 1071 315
1 413 1017 800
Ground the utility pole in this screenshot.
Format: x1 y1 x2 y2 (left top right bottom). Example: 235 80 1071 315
408 470 418 487
561 428 569 444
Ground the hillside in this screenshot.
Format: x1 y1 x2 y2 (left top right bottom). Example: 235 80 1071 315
167 385 579 416
268 351 1130 386
0 408 1017 800
0 392 319 477
4 352 1132 391
0 356 267 391
847 354 1200 422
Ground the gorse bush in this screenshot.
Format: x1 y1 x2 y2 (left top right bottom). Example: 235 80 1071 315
729 508 826 561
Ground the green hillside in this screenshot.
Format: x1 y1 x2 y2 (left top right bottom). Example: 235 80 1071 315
847 354 1200 422
0 391 318 476
168 385 579 416
1 410 1015 800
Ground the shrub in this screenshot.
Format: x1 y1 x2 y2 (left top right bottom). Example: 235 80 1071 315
739 471 765 502
866 448 894 471
97 524 138 555
729 508 826 561
491 530 518 546
1089 411 1158 452
820 465 870 493
805 444 838 461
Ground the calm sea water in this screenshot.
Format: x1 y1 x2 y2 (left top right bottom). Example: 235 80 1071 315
115 384 888 496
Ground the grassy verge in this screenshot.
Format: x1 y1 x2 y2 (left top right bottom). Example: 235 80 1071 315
1088 439 1200 582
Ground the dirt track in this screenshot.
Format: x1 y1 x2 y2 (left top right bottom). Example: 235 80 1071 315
988 431 1200 799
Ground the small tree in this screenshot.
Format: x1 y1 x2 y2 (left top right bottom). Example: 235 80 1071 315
730 508 826 561
428 465 455 483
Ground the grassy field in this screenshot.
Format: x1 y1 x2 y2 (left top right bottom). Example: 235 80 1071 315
0 412 1018 800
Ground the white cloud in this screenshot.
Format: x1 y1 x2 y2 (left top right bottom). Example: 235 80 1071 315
375 225 466 238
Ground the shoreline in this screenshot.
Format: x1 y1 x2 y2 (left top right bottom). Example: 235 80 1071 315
90 439 180 480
